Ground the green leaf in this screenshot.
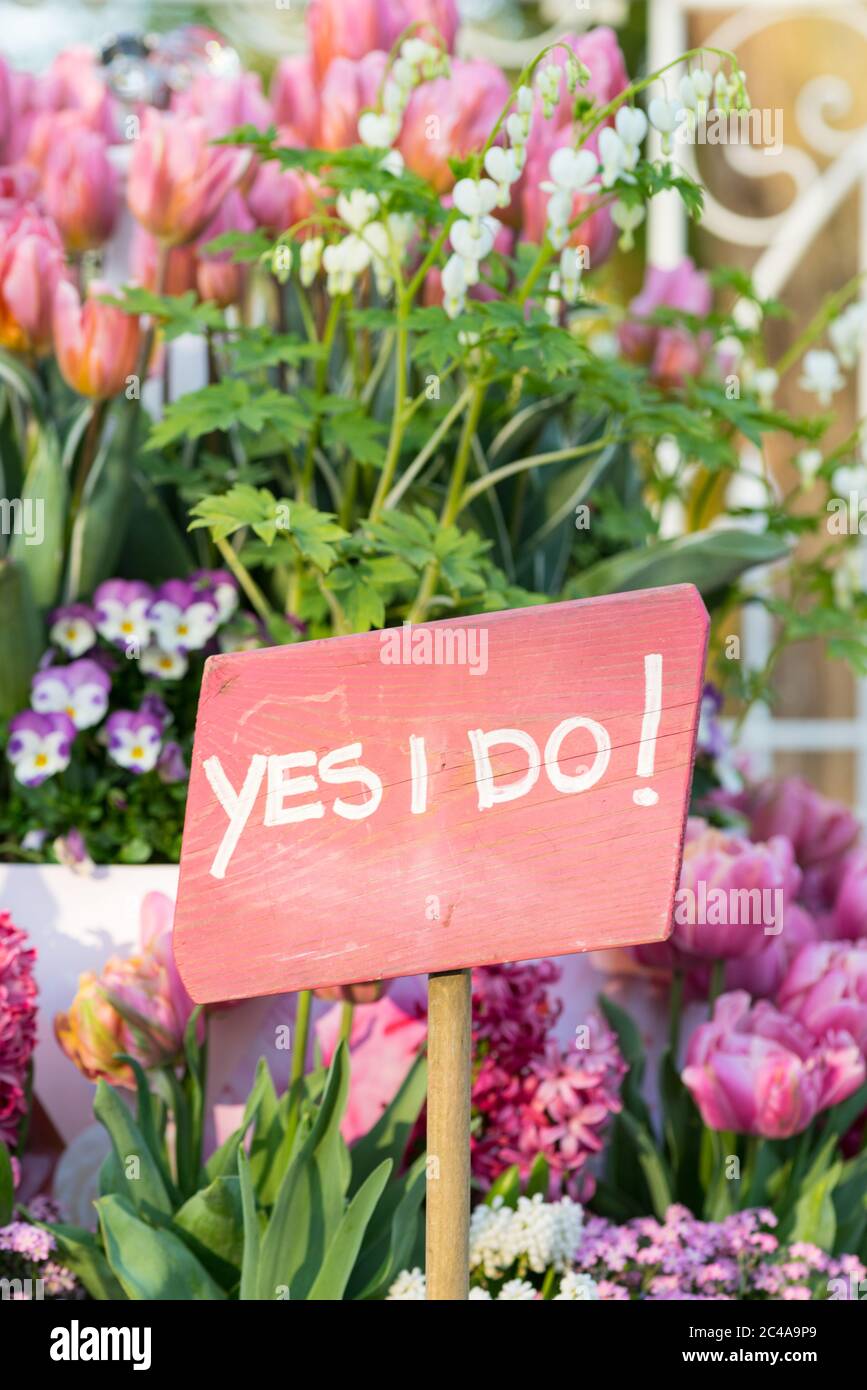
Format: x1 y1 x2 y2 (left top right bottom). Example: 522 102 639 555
97 1194 227 1300
566 529 790 600
102 287 228 341
484 1164 521 1209
0 1140 13 1225
345 1154 426 1300
237 1148 261 1300
9 423 67 608
93 1079 173 1216
306 1159 392 1301
790 1161 842 1250
115 1054 178 1205
327 564 385 631
281 499 348 573
618 1111 674 1220
349 1049 427 1196
65 410 134 599
525 1153 550 1200
189 483 282 544
172 1176 244 1288
0 560 41 720
32 1219 126 1300
597 995 652 1129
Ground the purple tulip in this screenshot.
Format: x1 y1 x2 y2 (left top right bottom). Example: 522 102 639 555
48 602 98 658
682 991 864 1138
31 658 110 730
823 851 867 942
191 568 239 624
148 579 219 653
93 579 155 650
6 710 76 786
105 710 162 774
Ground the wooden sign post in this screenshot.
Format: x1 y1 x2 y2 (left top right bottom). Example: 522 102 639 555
174 584 708 1298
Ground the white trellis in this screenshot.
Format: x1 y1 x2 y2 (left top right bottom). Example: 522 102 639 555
648 0 867 820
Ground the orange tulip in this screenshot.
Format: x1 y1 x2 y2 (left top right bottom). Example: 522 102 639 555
53 279 141 399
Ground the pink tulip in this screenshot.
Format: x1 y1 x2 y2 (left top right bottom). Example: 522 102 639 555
319 52 388 150
172 71 272 139
307 0 393 78
682 991 864 1138
521 126 615 265
271 55 321 146
55 891 199 1088
316 994 426 1141
826 851 867 942
247 124 321 235
131 225 198 297
42 126 118 253
196 190 255 308
778 940 867 1051
669 817 801 962
726 903 819 999
53 279 141 400
0 206 69 354
619 258 713 387
398 59 511 194
0 57 11 161
736 777 861 874
40 44 118 140
0 164 39 219
384 0 460 52
128 109 251 247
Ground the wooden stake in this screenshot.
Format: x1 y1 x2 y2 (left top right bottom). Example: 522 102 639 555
426 968 472 1300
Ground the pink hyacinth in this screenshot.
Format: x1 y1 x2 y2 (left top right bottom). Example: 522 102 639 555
777 939 867 1052
0 912 38 1147
682 990 864 1139
471 959 562 1072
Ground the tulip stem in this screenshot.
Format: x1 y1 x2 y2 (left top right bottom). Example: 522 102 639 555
69 400 107 521
669 970 684 1057
338 1002 355 1048
291 989 313 1091
708 959 726 1009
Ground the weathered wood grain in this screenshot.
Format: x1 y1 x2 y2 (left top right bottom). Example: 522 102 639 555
174 584 709 1003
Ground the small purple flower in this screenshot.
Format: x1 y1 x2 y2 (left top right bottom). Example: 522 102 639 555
93 579 154 649
104 709 162 773
140 694 172 730
157 740 188 784
218 609 267 653
52 827 93 873
149 579 219 653
6 711 76 786
192 568 239 624
697 683 728 761
48 602 98 658
31 658 111 730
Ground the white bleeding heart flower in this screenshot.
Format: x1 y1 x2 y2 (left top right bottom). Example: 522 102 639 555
545 147 599 196
611 199 645 251
322 235 373 296
483 148 522 205
442 254 468 320
536 63 561 118
828 301 866 370
559 247 583 304
545 189 573 251
598 128 630 188
648 97 683 153
831 463 867 498
358 111 399 149
453 178 500 225
678 75 698 112
798 349 845 406
450 217 497 266
337 189 380 232
795 448 824 487
383 80 406 117
506 113 530 158
300 237 324 288
544 271 562 325
691 67 713 114
517 85 533 115
751 366 779 407
615 105 648 153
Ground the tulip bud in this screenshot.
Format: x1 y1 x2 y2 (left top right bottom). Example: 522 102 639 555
42 127 119 253
53 279 141 400
0 207 69 355
128 109 250 247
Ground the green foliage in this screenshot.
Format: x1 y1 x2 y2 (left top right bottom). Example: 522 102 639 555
39 1038 428 1300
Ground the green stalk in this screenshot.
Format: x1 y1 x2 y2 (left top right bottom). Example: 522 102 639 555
291 990 313 1090
213 534 275 627
708 958 726 1009
370 314 410 520
338 1001 355 1047
669 970 684 1057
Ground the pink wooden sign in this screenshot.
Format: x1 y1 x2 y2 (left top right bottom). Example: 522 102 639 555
174 584 708 1003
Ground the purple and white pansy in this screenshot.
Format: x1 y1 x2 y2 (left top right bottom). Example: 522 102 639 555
148 579 219 653
104 710 163 774
48 603 98 658
192 569 239 625
7 711 76 786
140 645 189 681
93 580 155 650
31 659 111 730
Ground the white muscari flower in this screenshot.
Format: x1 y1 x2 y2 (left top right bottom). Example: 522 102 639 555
483 147 523 206
299 237 324 288
337 189 380 232
829 301 866 370
497 1279 537 1301
795 448 824 487
611 199 645 251
386 1268 427 1300
649 95 684 154
554 1270 600 1301
468 1287 492 1300
799 348 845 406
441 254 468 319
469 1194 585 1279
